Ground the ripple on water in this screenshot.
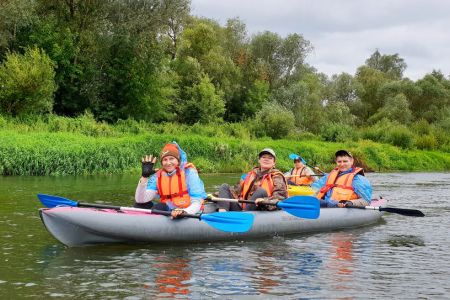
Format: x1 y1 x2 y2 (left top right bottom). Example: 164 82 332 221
385 235 425 247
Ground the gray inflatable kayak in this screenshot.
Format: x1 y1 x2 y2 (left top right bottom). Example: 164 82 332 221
39 199 386 247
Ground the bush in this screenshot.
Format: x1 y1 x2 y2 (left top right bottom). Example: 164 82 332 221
114 119 144 135
411 119 432 135
253 102 295 139
320 123 356 142
0 115 7 128
360 119 414 149
0 47 56 116
385 125 414 149
415 134 438 150
285 130 321 141
433 130 450 152
360 120 388 141
222 123 251 140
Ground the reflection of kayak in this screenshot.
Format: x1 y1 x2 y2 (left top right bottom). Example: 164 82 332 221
288 185 315 196
39 199 386 247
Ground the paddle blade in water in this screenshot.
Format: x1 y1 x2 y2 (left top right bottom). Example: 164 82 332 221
277 196 320 219
37 194 78 208
380 207 425 217
200 212 254 233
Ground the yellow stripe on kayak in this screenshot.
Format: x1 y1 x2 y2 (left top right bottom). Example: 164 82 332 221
288 185 315 197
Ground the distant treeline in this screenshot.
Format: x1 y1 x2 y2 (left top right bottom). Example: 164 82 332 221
0 0 450 152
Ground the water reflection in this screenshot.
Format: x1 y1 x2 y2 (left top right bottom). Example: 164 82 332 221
330 233 355 274
325 232 356 295
251 248 285 294
152 257 192 297
193 239 323 297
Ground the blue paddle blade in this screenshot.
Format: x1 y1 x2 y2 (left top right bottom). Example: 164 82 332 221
289 153 299 160
200 212 254 233
37 194 78 208
277 196 320 219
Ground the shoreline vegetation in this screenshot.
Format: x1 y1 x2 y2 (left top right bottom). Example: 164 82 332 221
1 115 449 176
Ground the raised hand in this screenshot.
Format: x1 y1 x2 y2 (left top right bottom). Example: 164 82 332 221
141 155 157 178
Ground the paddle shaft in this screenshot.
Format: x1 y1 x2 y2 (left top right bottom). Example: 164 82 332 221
208 195 320 219
150 209 201 219
210 197 276 206
77 202 200 219
306 164 325 175
286 174 323 177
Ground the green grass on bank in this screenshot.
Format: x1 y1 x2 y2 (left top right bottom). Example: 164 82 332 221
1 127 450 176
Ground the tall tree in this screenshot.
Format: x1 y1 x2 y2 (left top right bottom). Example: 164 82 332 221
277 33 312 84
222 18 248 62
271 72 325 132
0 0 36 57
326 72 360 105
250 31 312 89
160 0 191 60
177 74 225 124
365 49 407 80
250 31 282 89
369 93 413 124
355 66 390 120
411 72 450 123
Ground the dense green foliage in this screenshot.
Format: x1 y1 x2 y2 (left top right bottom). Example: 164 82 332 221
1 115 449 175
1 0 450 172
0 47 56 115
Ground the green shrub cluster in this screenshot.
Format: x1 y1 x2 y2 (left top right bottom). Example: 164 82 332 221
359 119 449 151
252 102 296 139
0 47 56 116
1 127 449 176
1 114 449 153
321 123 356 142
1 116 450 175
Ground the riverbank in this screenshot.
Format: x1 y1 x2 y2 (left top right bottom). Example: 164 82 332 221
1 128 449 175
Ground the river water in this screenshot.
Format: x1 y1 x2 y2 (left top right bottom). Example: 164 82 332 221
1 172 449 299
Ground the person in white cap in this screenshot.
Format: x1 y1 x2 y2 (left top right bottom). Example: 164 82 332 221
217 148 288 211
312 150 372 208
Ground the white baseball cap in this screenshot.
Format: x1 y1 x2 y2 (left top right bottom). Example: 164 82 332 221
258 148 276 159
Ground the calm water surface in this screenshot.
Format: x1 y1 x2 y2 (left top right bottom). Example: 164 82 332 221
1 173 449 299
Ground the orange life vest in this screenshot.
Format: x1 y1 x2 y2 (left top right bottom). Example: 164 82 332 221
317 167 364 201
239 168 285 200
290 167 313 186
156 163 195 208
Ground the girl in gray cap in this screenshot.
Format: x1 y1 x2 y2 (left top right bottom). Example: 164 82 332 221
217 148 288 211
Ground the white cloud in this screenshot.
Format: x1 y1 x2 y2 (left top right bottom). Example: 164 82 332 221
191 0 450 80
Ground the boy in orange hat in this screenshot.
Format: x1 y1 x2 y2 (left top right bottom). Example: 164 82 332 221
134 142 206 218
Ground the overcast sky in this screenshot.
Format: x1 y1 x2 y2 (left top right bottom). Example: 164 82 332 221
190 0 449 80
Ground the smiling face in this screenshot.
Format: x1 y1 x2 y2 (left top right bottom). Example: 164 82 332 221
161 155 179 173
259 154 276 170
335 155 353 172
